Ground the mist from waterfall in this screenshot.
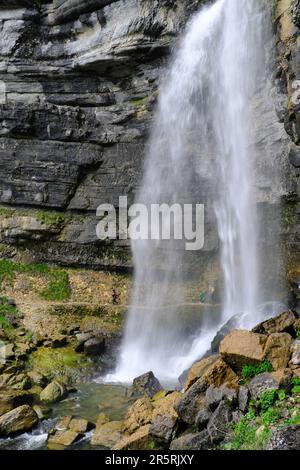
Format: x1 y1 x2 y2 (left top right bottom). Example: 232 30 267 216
110 0 270 383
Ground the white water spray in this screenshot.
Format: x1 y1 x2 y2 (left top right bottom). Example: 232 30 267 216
110 0 269 383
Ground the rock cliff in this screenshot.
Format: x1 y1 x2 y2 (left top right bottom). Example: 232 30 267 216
0 0 298 280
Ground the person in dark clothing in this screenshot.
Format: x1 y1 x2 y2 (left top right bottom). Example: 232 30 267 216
112 288 120 305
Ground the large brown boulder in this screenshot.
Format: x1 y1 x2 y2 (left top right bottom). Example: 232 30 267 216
0 405 38 437
175 359 238 424
252 311 296 335
123 397 153 435
40 381 67 403
152 392 181 421
48 430 83 449
184 356 219 391
219 330 267 369
0 390 33 417
291 340 300 366
149 392 181 444
264 333 292 370
91 421 123 448
113 425 151 450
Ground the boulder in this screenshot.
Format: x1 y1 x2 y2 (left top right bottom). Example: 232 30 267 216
152 392 181 421
176 359 238 424
0 372 31 390
69 418 94 433
0 390 33 417
40 381 67 403
266 425 300 450
220 330 267 369
95 413 109 426
0 343 15 361
252 311 296 335
131 371 163 398
170 430 212 450
211 314 245 353
27 370 48 388
48 430 83 449
248 373 279 400
0 405 38 437
113 425 151 451
56 416 72 430
123 397 153 434
204 385 237 411
195 409 212 431
207 401 233 444
264 333 292 370
232 410 244 423
32 405 52 420
271 369 293 391
149 415 177 444
51 335 67 349
83 337 105 356
91 421 123 448
184 355 219 390
238 386 249 413
291 340 300 365
293 368 300 378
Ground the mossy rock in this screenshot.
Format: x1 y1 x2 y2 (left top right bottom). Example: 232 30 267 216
28 346 90 384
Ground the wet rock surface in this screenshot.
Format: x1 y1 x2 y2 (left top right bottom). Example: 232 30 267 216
0 0 296 277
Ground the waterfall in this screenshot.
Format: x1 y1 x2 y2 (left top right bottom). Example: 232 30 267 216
110 0 269 383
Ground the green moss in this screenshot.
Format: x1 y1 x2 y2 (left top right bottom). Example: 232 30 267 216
282 205 296 228
29 346 87 378
296 329 300 340
131 96 149 108
0 296 19 331
36 210 65 228
241 361 274 380
0 206 15 218
0 259 71 301
39 270 71 301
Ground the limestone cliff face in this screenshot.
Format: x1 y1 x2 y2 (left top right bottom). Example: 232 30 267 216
275 0 300 279
0 0 204 268
0 0 298 274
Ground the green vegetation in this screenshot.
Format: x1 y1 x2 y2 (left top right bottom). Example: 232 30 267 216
0 296 19 330
36 210 65 228
296 329 300 340
0 204 66 228
261 407 281 426
291 377 300 395
40 270 71 301
0 206 15 218
131 96 149 108
225 378 300 450
283 409 300 426
241 361 273 380
225 411 271 450
259 390 278 412
282 204 296 228
0 259 71 301
29 346 88 379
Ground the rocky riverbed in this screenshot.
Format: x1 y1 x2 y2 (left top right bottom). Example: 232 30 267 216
0 285 300 451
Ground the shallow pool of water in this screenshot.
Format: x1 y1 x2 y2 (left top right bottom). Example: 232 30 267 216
0 382 131 451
